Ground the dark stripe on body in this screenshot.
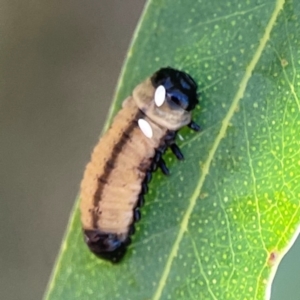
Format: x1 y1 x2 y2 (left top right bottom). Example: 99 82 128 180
92 110 142 228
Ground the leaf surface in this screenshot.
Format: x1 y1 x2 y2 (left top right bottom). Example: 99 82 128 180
45 0 300 299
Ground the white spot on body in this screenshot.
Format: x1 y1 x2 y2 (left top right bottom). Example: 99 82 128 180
154 85 166 107
138 119 153 138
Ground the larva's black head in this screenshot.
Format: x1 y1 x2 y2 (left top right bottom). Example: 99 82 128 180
151 67 198 111
133 67 199 130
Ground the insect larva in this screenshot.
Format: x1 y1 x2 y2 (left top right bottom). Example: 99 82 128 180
80 67 200 262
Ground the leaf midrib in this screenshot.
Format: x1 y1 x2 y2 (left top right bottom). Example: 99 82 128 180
152 1 286 299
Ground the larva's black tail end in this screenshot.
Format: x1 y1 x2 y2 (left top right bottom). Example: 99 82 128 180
83 229 129 263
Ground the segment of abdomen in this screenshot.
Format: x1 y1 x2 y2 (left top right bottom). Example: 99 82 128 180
80 98 166 242
94 124 165 238
80 100 138 231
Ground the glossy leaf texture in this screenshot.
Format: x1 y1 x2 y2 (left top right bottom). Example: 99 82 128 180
45 0 300 299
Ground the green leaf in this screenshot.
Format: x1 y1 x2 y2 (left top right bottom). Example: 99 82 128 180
44 0 300 299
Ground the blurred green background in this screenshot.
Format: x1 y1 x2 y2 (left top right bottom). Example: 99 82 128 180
0 1 299 300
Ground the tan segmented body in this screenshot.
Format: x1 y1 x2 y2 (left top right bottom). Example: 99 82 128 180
80 96 168 242
80 69 198 262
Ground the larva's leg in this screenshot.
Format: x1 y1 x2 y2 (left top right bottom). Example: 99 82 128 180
154 151 162 163
151 162 158 172
188 120 201 131
144 171 152 183
165 131 177 145
151 149 163 172
158 158 170 175
142 182 148 194
137 194 144 207
170 143 184 160
134 208 141 221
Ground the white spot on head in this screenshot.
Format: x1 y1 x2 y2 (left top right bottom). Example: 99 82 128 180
138 119 153 138
154 85 166 107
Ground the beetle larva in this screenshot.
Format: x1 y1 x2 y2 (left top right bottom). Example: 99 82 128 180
80 67 200 262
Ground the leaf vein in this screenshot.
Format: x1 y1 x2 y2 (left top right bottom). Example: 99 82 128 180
189 232 218 300
184 3 266 33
